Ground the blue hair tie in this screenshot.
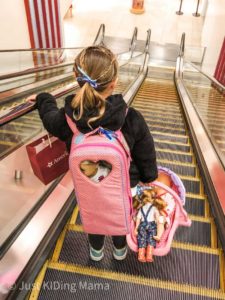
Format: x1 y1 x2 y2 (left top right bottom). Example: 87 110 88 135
77 66 98 89
136 185 153 199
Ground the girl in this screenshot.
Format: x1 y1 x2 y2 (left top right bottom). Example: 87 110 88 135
31 45 158 261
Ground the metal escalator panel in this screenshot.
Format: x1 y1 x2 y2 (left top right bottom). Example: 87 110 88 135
0 48 82 84
182 61 225 167
0 48 84 113
28 76 225 300
114 57 144 95
0 93 73 160
0 64 73 94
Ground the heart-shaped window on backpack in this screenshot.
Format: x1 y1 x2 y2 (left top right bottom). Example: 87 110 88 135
79 160 112 182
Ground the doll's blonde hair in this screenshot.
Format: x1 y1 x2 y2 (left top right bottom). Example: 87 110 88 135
133 189 167 211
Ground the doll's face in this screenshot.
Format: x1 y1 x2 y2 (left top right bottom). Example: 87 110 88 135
80 161 98 178
157 172 171 187
155 172 172 195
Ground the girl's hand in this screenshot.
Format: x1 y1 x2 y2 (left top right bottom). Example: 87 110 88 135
134 228 138 236
26 94 37 103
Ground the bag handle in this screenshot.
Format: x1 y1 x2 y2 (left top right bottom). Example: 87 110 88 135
42 133 52 148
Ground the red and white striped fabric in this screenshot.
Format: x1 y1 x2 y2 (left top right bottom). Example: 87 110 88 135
24 0 64 66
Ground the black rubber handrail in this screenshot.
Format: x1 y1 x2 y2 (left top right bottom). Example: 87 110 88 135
123 29 151 104
129 27 138 58
144 29 151 54
93 24 105 45
179 32 185 57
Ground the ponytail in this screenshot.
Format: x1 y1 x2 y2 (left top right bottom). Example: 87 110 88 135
71 46 118 129
72 83 106 129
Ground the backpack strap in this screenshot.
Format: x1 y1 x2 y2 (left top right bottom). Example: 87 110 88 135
141 204 153 223
116 106 131 158
66 114 80 135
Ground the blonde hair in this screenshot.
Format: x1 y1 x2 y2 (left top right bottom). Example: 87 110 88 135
133 189 167 211
72 46 118 129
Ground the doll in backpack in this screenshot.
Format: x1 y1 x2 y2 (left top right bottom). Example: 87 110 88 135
133 189 167 262
80 160 111 182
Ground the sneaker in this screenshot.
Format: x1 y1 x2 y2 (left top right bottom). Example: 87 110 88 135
113 246 127 260
90 246 104 261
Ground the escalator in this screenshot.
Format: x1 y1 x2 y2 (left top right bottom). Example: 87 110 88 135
25 67 225 299
1 30 225 299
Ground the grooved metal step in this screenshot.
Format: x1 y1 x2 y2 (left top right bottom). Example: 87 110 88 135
36 265 224 300
156 149 193 164
184 196 205 216
74 209 211 246
158 160 196 176
155 141 191 152
148 124 187 135
153 132 189 144
58 231 220 290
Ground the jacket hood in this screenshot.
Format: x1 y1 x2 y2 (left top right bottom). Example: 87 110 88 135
64 94 127 133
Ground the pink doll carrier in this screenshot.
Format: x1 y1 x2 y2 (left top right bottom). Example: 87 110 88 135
126 166 192 256
66 115 132 236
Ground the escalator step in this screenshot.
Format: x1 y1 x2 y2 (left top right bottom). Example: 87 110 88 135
174 220 211 246
158 161 196 177
37 267 222 300
156 150 193 164
155 141 191 153
181 178 201 194
153 132 189 144
74 212 210 246
140 111 184 123
148 124 186 135
140 113 184 123
58 231 220 290
146 119 186 130
184 197 205 216
135 105 182 117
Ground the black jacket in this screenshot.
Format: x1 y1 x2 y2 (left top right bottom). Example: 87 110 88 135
36 92 158 187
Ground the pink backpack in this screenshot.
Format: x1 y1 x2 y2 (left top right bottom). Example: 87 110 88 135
66 115 132 235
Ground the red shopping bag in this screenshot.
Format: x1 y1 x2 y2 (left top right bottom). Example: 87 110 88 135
26 134 69 184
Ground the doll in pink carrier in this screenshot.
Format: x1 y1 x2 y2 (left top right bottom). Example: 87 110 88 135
127 166 191 262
